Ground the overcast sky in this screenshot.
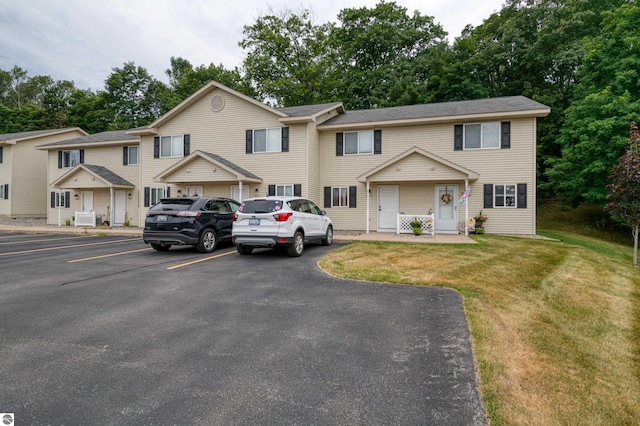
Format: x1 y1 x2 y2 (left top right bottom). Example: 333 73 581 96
0 0 505 91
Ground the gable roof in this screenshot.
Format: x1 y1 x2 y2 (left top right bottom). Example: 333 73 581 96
37 130 139 149
153 150 262 183
319 96 550 130
0 128 88 144
357 146 480 182
50 164 135 188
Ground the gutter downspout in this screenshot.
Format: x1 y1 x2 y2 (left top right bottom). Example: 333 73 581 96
465 179 469 236
366 180 370 234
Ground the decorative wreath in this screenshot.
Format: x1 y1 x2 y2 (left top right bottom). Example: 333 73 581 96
440 193 453 205
467 217 476 227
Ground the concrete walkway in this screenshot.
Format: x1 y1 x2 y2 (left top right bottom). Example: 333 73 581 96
0 222 476 244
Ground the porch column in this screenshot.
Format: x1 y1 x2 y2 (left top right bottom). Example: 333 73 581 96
109 187 114 225
238 181 243 202
366 180 370 234
465 179 469 236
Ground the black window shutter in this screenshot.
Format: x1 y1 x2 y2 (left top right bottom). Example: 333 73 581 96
154 137 160 158
374 130 382 154
79 150 84 164
501 122 511 149
282 127 289 152
454 125 463 151
293 184 301 197
144 187 150 207
484 184 494 208
349 186 357 208
58 151 63 168
51 192 56 208
246 130 253 154
3 184 8 199
0 146 3 163
268 185 276 196
336 133 343 156
166 187 171 198
123 147 128 165
64 191 70 208
517 183 527 208
183 134 190 156
324 187 331 208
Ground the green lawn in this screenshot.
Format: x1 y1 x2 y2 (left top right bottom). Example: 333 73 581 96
318 210 640 425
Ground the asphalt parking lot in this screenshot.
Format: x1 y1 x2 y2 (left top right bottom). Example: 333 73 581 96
0 231 486 425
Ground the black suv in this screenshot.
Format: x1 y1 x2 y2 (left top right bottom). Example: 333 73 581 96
143 197 240 252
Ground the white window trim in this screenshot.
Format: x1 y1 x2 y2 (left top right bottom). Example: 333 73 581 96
494 184 517 208
331 186 350 207
160 134 184 158
464 123 501 150
62 149 81 168
127 146 139 165
344 130 374 155
253 127 282 153
275 184 293 196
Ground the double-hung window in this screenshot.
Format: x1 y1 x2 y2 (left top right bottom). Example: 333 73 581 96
332 187 349 207
62 150 81 167
275 184 293 196
494 184 516 207
465 123 500 149
253 128 282 153
150 187 165 205
125 146 139 165
0 184 7 200
160 135 184 158
345 130 373 155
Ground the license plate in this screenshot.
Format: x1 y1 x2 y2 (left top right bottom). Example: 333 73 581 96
156 215 168 222
249 219 260 226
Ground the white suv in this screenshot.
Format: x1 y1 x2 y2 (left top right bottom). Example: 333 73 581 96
232 196 333 256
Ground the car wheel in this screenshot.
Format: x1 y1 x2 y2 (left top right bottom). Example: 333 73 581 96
236 245 253 255
287 231 304 257
150 243 170 251
196 229 218 253
321 225 333 246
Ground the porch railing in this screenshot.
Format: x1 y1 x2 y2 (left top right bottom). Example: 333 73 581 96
75 211 96 227
397 214 435 236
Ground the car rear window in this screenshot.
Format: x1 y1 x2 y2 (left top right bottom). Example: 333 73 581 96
239 200 283 213
149 199 195 211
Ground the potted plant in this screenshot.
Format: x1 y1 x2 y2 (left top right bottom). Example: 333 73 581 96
473 211 488 234
409 218 423 235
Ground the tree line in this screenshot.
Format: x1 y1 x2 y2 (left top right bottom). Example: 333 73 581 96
0 0 636 206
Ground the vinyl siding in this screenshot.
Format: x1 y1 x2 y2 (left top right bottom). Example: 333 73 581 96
319 118 537 234
138 88 313 223
46 144 140 226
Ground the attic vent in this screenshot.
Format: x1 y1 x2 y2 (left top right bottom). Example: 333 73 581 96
210 95 225 112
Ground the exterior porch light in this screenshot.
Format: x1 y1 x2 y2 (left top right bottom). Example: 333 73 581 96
128 193 132 200
74 193 79 200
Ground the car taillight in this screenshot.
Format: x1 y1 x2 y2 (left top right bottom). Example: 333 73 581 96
176 211 201 217
232 213 238 221
273 212 293 222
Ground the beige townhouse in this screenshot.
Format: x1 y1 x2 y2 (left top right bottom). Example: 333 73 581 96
0 128 87 218
37 130 140 226
127 81 550 235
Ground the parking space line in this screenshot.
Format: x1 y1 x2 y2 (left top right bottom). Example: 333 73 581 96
166 249 236 270
68 247 152 263
0 238 139 257
0 235 90 245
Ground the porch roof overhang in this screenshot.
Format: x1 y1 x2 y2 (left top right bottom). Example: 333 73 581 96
153 150 262 184
356 146 480 183
50 164 135 189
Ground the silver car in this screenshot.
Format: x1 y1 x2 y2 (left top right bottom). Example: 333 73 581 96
232 196 333 256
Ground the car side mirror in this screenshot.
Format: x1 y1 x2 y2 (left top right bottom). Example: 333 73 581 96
320 210 327 216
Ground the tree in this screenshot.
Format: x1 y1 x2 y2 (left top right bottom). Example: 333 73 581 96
331 1 447 109
605 122 640 267
546 3 640 205
240 8 337 106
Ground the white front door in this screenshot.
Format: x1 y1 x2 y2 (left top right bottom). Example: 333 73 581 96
378 185 399 231
231 185 249 202
114 190 126 225
435 185 458 233
81 191 93 212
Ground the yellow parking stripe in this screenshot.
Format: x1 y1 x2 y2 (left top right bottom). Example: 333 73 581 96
0 238 139 257
166 249 236 270
68 248 152 263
